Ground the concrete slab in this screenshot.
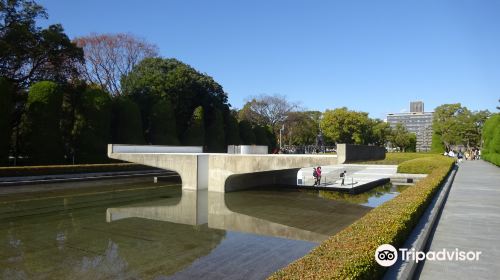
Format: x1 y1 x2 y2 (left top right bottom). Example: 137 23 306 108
417 160 500 280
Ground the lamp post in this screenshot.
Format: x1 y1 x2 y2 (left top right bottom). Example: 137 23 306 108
279 124 284 151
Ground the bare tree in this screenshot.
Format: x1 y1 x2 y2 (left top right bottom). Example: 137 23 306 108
238 94 299 133
74 33 158 95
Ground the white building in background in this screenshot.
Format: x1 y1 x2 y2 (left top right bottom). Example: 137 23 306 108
386 101 433 152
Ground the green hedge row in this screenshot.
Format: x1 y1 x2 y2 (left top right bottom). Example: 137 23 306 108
269 156 454 279
482 114 500 166
397 156 451 174
0 163 155 177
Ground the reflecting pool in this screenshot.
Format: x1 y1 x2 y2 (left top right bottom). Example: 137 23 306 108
0 178 400 279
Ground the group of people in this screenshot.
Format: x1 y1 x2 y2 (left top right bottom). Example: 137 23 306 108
312 167 348 186
444 149 481 163
313 166 322 186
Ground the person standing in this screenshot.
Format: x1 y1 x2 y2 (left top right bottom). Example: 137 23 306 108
316 166 322 186
340 170 346 186
313 167 318 186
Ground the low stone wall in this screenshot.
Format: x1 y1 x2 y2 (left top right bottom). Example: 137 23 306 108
336 144 385 163
227 145 268 154
109 144 203 154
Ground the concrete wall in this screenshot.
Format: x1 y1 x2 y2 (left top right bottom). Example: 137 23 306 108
336 144 385 163
227 145 268 154
110 144 203 154
207 154 338 192
108 144 337 192
224 169 301 192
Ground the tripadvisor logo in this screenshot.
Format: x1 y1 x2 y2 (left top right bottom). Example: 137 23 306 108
375 244 482 267
375 244 398 267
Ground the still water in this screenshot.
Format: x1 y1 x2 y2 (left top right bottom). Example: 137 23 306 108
0 178 406 279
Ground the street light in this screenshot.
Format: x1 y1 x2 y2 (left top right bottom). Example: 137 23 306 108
279 124 284 151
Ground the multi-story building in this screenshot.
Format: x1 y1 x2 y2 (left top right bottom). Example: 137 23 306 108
387 101 433 152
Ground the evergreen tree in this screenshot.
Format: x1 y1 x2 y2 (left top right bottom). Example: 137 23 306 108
22 81 64 164
183 106 205 146
111 97 145 144
149 98 179 145
224 112 240 146
206 109 225 152
0 77 13 165
253 125 270 146
73 87 112 163
239 120 256 145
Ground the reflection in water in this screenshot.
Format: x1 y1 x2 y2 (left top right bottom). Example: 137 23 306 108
107 189 371 243
0 179 393 279
319 183 409 207
0 182 225 279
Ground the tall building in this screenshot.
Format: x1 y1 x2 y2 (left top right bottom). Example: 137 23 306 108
410 101 424 113
387 101 433 152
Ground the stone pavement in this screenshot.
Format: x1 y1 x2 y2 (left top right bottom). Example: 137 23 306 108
417 160 500 279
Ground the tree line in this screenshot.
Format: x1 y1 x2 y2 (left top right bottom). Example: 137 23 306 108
0 0 276 166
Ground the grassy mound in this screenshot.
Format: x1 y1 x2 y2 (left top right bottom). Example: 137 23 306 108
397 156 451 174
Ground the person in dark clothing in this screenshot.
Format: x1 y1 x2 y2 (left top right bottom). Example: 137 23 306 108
340 170 346 186
313 167 318 186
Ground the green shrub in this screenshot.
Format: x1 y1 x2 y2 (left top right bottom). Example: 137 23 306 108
397 156 451 174
269 156 454 279
22 81 64 165
0 163 154 177
482 114 500 166
0 77 14 166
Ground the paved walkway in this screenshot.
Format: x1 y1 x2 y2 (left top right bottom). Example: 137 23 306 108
418 160 500 279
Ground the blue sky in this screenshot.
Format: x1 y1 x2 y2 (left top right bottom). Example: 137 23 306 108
38 0 499 119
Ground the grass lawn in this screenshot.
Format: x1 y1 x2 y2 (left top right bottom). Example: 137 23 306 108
356 152 441 165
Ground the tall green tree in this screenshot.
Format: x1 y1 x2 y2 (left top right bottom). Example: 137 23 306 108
21 81 64 164
239 120 256 145
72 87 111 163
0 0 83 87
283 111 319 145
0 77 13 165
224 111 240 146
238 94 298 134
253 125 270 146
149 98 179 145
320 107 371 144
431 132 445 153
121 58 228 141
432 104 465 150
390 123 416 152
183 106 205 146
370 119 392 147
433 103 490 150
206 109 225 152
111 97 145 144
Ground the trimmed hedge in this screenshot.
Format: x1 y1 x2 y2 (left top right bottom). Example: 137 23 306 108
269 156 454 279
397 156 451 174
0 163 155 177
482 114 500 166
